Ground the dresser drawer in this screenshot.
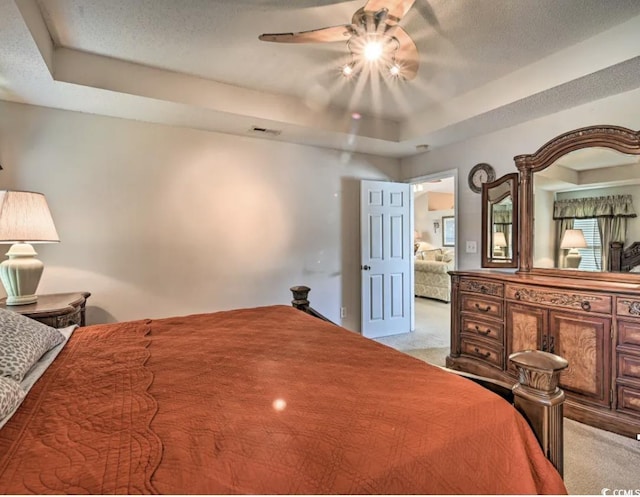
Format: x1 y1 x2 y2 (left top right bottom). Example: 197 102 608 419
618 320 640 348
618 354 640 381
461 316 503 342
459 278 504 297
617 385 640 416
505 284 611 314
617 296 640 319
461 293 503 319
460 337 503 369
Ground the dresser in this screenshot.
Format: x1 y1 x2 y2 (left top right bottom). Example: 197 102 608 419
447 271 640 438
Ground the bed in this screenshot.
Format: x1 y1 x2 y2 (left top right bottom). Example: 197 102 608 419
0 287 568 494
610 241 640 272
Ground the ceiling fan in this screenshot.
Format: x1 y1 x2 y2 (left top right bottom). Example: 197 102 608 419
258 0 419 80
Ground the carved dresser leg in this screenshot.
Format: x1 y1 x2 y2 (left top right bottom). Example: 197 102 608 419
509 350 569 477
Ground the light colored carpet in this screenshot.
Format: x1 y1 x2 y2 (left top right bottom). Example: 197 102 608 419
403 347 449 366
374 296 450 351
374 297 640 495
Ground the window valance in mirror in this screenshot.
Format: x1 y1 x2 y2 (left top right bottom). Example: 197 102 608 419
493 204 512 224
553 195 637 220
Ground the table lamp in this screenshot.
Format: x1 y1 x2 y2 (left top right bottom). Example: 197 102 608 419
0 191 59 305
560 229 587 269
493 231 507 257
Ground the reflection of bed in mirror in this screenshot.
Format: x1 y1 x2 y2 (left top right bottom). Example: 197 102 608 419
533 147 640 272
610 241 640 272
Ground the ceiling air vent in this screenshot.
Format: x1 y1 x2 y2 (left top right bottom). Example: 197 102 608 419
249 126 282 137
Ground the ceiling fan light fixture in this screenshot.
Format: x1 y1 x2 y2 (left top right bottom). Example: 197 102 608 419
258 1 419 81
363 40 384 61
389 63 401 76
342 63 355 77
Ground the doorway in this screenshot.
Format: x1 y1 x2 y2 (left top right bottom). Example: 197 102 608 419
412 169 456 337
370 170 457 364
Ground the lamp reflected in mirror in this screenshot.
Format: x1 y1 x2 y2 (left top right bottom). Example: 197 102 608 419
560 229 587 268
493 232 507 258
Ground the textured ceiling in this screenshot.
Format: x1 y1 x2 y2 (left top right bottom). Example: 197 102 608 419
1 0 640 157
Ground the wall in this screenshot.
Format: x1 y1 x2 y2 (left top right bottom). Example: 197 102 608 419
534 189 556 268
414 191 455 248
400 87 640 269
0 101 400 327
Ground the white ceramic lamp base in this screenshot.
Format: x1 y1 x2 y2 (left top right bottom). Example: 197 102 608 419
0 243 43 305
564 249 582 269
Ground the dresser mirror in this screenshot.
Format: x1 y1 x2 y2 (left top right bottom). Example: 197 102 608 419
481 173 518 268
515 125 640 279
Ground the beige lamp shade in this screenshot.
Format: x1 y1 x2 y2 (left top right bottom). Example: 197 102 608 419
560 228 587 269
0 191 59 305
0 191 59 243
560 229 587 250
493 232 507 248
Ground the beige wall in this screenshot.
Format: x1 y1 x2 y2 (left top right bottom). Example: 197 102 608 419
0 101 400 327
401 87 640 269
428 192 454 211
414 191 455 247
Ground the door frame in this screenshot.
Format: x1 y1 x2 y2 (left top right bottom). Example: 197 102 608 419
406 168 458 331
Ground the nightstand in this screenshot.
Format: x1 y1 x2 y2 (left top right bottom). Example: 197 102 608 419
0 292 91 328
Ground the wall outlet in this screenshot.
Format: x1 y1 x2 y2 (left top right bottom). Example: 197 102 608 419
466 241 477 253
340 307 347 318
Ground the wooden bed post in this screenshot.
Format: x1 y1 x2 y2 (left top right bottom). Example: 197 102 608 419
290 285 311 311
290 286 334 323
509 350 569 477
609 241 623 271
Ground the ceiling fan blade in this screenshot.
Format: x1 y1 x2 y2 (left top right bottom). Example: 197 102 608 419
390 26 419 80
363 0 416 22
259 25 354 43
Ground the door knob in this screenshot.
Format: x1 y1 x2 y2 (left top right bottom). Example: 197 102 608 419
361 264 371 270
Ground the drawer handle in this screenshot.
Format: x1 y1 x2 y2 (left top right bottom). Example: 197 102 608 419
474 325 491 336
626 302 640 315
473 347 491 359
514 291 521 300
549 336 555 354
542 334 547 352
581 301 591 312
474 303 491 312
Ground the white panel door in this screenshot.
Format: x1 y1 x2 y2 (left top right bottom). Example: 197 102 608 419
360 180 412 338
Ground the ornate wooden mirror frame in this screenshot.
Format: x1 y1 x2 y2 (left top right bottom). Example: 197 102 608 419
481 173 519 268
515 125 640 279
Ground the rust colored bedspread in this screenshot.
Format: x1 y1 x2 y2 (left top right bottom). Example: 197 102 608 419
0 305 567 494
